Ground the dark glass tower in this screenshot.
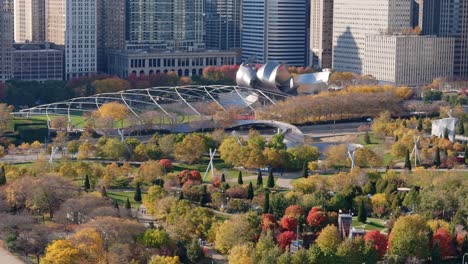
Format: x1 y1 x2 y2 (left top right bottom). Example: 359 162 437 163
205 0 242 50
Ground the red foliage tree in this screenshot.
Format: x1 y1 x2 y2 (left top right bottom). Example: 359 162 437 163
277 231 297 250
226 186 247 199
178 170 202 186
280 216 298 231
212 177 221 188
284 205 304 219
159 159 174 171
306 208 328 231
364 230 388 258
261 214 277 232
433 228 456 258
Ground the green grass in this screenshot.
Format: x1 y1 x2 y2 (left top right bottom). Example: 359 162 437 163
358 133 383 146
107 190 141 207
352 216 387 232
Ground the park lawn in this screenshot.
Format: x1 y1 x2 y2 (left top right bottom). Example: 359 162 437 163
352 216 387 233
358 133 383 146
107 190 141 207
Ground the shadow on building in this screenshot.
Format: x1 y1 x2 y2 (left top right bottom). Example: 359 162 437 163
333 26 362 74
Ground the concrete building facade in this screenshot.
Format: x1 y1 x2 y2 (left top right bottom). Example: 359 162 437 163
332 0 413 74
45 0 65 45
14 0 45 42
65 0 97 79
205 0 242 50
309 0 333 69
364 35 454 86
127 0 204 50
0 0 13 82
107 49 240 78
12 43 64 81
242 0 308 66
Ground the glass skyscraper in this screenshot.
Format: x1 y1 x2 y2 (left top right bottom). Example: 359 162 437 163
205 0 241 50
242 0 308 66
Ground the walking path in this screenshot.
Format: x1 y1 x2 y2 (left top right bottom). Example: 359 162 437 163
0 246 24 264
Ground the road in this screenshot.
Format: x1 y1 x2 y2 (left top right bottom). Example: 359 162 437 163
0 247 23 264
299 122 368 138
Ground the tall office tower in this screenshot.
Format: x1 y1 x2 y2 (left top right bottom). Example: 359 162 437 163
0 0 13 82
419 0 468 78
127 0 204 50
332 0 412 74
65 0 97 79
309 0 333 69
419 0 440 35
411 0 419 28
45 0 65 45
14 0 45 42
98 0 126 72
205 0 242 50
242 0 308 66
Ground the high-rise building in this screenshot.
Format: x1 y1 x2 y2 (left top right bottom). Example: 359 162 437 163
332 0 412 74
0 0 13 82
364 34 454 86
419 0 468 78
97 0 126 73
45 0 65 45
65 0 98 79
205 0 242 50
127 0 204 50
14 0 45 42
309 0 333 69
242 0 308 66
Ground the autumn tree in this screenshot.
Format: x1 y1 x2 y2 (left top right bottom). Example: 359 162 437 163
370 193 387 218
280 216 298 231
41 240 80 264
364 230 388 259
316 225 340 254
228 244 254 264
277 231 297 251
306 207 328 232
214 214 258 253
388 214 430 261
95 102 129 128
136 160 164 184
433 228 455 258
181 240 200 263
149 255 180 264
5 175 79 218
93 78 130 94
174 134 206 164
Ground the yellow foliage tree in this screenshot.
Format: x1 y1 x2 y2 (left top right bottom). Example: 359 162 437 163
69 228 106 264
371 193 387 218
149 255 181 264
41 240 80 264
96 102 129 128
228 244 254 264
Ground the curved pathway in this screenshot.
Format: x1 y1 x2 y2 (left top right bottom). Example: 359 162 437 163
0 247 23 264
